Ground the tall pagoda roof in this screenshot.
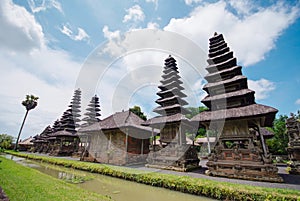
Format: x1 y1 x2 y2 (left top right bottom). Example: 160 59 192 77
191 33 277 126
149 55 189 120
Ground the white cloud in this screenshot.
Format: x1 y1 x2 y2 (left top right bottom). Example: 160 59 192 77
145 0 158 10
0 0 45 52
184 0 202 6
102 25 121 41
28 0 63 13
228 0 254 16
295 99 300 105
123 5 145 23
147 22 159 29
60 25 90 41
0 0 82 139
164 1 299 66
74 28 90 41
60 25 73 37
248 79 276 100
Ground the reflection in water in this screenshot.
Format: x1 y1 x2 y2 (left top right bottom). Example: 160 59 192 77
3 154 215 201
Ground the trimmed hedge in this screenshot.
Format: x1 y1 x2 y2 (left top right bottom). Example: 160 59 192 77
6 151 300 201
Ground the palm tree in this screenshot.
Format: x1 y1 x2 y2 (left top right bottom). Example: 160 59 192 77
14 95 39 151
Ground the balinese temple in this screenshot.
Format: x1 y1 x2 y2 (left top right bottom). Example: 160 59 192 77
31 125 53 153
286 113 300 174
49 89 81 156
79 110 154 165
77 95 102 158
144 55 199 171
191 33 283 182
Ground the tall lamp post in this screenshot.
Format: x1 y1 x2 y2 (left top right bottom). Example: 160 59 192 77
14 95 38 151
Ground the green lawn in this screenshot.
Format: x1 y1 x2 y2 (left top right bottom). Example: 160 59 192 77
4 151 300 201
0 156 111 201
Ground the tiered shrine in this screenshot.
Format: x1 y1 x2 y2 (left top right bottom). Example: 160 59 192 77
191 33 282 182
286 113 300 174
144 55 199 171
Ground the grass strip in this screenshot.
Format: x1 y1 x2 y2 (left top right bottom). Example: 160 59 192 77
0 156 111 201
5 151 300 201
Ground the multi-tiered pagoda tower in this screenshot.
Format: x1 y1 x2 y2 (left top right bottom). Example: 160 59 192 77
286 113 300 174
192 33 282 182
145 55 199 171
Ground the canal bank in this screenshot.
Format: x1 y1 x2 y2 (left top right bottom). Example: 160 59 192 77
3 151 300 201
3 154 214 201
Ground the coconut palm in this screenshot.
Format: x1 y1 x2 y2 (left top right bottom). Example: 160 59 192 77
14 95 39 150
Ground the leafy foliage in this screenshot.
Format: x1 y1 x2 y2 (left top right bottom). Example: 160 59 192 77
185 106 208 119
0 134 14 150
22 94 39 111
185 106 208 138
266 115 289 155
129 106 147 120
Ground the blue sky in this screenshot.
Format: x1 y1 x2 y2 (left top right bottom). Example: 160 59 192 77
0 0 299 140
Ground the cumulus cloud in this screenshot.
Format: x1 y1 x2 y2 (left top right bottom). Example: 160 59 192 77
147 22 159 29
248 79 276 100
0 0 82 139
164 1 299 66
123 5 145 23
145 0 158 10
60 25 90 41
184 0 202 6
27 0 63 13
296 99 300 105
0 0 45 52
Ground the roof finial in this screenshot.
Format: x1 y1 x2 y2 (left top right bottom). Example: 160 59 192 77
214 32 218 36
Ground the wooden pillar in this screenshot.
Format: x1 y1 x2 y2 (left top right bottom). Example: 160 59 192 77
257 126 267 156
152 127 155 152
179 124 182 145
141 139 144 155
206 125 211 154
125 128 129 162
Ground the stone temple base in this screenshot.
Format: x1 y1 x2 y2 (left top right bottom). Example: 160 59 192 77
288 161 300 175
146 144 200 172
206 160 283 182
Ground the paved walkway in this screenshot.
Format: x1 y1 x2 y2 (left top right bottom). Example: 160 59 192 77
18 152 300 191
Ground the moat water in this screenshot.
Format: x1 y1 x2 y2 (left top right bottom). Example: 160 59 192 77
4 154 215 201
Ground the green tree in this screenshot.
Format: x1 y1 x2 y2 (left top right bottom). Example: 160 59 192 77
266 115 289 155
185 106 208 119
14 95 39 151
185 106 208 138
0 134 14 150
129 106 147 120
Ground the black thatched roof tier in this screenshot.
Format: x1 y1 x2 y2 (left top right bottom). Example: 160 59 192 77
202 88 254 103
157 87 187 98
153 104 189 115
161 74 181 84
79 110 158 136
52 130 77 137
203 75 247 91
208 46 230 58
207 51 233 65
155 95 188 105
153 55 189 116
191 104 277 127
206 57 237 73
158 81 184 90
143 113 190 126
204 65 242 82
